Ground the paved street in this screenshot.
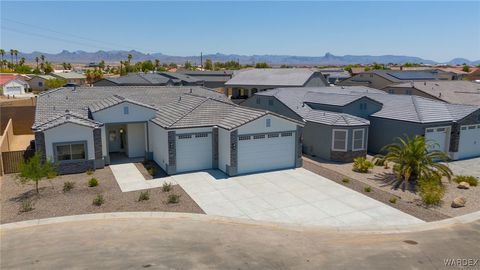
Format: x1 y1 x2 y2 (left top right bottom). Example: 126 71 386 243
172 168 424 227
1 215 478 270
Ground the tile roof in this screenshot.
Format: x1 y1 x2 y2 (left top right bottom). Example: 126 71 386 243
225 68 323 87
34 86 297 132
99 73 172 85
52 72 86 79
0 74 18 85
387 81 480 106
303 92 378 106
304 110 370 126
361 70 448 82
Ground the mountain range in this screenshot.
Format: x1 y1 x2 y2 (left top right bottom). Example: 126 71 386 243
15 50 480 66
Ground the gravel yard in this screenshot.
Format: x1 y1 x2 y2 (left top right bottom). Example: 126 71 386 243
303 156 480 219
0 167 204 224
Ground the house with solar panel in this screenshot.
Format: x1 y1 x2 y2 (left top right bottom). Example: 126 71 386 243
242 86 480 162
338 69 457 90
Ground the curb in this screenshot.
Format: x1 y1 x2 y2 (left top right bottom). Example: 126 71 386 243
1 211 479 234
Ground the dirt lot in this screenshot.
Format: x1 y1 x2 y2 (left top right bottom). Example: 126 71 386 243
304 155 479 219
0 167 204 224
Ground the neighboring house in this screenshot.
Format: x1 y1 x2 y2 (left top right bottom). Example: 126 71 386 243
339 70 457 90
94 72 202 87
382 81 480 106
1 79 29 96
27 75 57 92
466 68 480 82
318 68 351 85
52 72 86 86
224 68 329 100
178 70 234 89
243 86 480 161
33 86 303 176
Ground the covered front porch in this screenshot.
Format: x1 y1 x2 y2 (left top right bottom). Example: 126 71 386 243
104 122 149 165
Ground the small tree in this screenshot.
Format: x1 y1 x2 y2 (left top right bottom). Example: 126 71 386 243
462 65 470 73
204 59 213 70
45 78 66 89
18 152 57 194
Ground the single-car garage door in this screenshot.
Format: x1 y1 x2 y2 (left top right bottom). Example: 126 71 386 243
237 131 295 175
176 132 212 173
458 124 480 159
425 126 449 152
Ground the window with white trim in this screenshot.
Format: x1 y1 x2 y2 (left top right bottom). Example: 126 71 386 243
352 129 365 151
123 106 129 115
239 135 251 141
253 134 265 140
332 129 348 151
266 118 271 127
178 134 192 139
194 132 208 138
281 132 293 137
55 142 86 162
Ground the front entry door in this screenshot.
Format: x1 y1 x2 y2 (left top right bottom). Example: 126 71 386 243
108 126 126 152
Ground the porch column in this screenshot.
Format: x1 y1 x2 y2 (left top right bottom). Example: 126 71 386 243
227 130 238 176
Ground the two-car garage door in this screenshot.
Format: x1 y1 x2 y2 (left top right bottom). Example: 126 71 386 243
458 124 480 160
237 132 295 175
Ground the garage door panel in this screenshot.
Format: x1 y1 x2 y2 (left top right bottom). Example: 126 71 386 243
176 134 212 173
425 127 448 152
237 135 295 174
458 125 480 159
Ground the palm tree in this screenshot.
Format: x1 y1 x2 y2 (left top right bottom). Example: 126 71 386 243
13 49 18 65
19 57 25 66
10 49 14 65
40 54 45 64
374 135 452 190
35 57 39 69
155 59 160 70
0 49 4 68
127 54 132 65
62 62 67 70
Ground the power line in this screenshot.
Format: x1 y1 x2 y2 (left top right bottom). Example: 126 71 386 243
1 17 147 52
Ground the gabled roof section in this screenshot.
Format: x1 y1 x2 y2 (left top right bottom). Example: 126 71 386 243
304 109 370 126
303 92 383 107
33 112 103 131
89 94 157 113
225 68 322 87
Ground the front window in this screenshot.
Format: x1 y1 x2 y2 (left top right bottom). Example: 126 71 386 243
55 142 86 161
266 118 271 127
123 106 129 114
352 129 365 151
332 129 348 151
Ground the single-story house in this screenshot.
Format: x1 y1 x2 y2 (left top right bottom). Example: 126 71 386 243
178 70 234 89
243 86 480 161
33 86 303 175
27 75 57 92
382 81 480 106
94 72 203 87
339 69 458 90
52 72 86 86
318 68 351 85
224 68 329 100
1 74 29 96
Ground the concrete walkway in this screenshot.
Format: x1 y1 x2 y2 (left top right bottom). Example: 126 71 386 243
109 163 175 192
446 157 480 178
1 212 479 270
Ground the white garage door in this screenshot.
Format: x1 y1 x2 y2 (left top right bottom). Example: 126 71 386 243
237 132 295 175
425 127 449 152
176 132 212 173
6 86 23 95
458 124 480 159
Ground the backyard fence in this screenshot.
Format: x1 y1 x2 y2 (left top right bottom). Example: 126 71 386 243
1 149 35 174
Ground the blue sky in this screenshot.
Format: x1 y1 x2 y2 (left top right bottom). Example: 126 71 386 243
1 1 479 62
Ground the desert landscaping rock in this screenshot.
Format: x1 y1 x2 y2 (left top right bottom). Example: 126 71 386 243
451 197 467 208
457 182 470 189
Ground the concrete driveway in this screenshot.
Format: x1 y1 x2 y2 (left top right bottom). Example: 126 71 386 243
447 157 480 178
172 168 424 227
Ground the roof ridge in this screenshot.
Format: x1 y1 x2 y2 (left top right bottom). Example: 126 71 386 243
411 96 423 123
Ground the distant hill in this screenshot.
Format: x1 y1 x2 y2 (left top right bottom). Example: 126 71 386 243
16 50 480 66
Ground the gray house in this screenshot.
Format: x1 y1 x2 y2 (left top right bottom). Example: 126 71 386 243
178 70 234 89
243 86 480 162
94 72 203 87
224 68 329 101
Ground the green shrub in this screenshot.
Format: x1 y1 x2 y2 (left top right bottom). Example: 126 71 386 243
389 197 397 204
92 194 104 206
352 157 374 173
88 178 98 187
86 169 94 176
342 178 350 183
167 194 180 204
418 178 445 206
138 191 150 201
364 186 372 193
162 182 172 192
453 175 478 187
47 171 57 179
20 200 34 212
63 181 75 192
147 167 156 176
